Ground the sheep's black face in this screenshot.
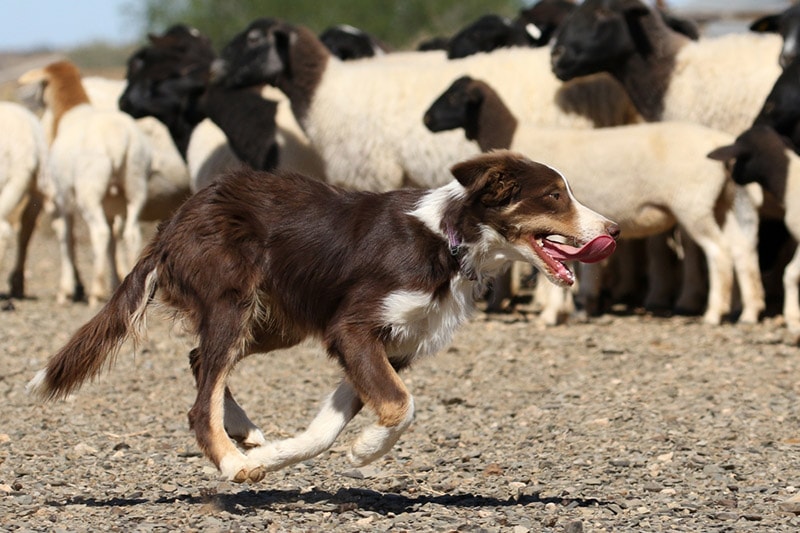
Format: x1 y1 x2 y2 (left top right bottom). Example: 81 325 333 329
750 4 800 68
517 0 577 47
423 76 478 135
753 61 800 148
708 126 791 203
119 26 214 124
319 25 378 60
551 0 648 81
216 18 285 89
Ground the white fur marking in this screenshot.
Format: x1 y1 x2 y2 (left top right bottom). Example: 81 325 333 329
26 368 48 397
348 397 415 466
247 381 361 471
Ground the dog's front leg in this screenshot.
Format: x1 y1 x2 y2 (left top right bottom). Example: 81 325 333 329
246 380 363 470
334 337 416 467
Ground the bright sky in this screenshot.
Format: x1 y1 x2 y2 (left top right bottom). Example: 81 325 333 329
0 0 794 52
0 0 136 51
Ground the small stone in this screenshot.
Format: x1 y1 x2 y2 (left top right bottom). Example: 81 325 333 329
564 520 583 533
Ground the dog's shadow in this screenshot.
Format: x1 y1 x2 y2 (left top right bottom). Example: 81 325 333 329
51 486 611 516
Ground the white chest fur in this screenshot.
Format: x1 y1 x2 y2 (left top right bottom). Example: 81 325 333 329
380 278 476 364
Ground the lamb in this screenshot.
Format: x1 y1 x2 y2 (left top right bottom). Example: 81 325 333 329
211 18 646 193
18 61 152 306
551 0 782 137
0 102 47 300
708 125 800 338
424 76 764 325
27 75 191 221
119 24 325 190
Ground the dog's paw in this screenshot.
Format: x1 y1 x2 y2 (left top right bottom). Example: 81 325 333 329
219 455 267 483
231 465 267 484
347 425 397 466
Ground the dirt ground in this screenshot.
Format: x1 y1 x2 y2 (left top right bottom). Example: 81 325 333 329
3 221 800 532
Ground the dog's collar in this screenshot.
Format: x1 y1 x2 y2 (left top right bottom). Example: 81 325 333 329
446 227 477 281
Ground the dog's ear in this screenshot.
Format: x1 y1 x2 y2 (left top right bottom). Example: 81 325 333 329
451 154 520 207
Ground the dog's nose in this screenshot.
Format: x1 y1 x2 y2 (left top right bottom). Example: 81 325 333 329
607 223 621 241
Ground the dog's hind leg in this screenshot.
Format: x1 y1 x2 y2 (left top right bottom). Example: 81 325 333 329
187 305 268 483
188 348 266 449
246 380 364 470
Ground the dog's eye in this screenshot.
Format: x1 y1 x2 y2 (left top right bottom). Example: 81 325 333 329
549 192 561 201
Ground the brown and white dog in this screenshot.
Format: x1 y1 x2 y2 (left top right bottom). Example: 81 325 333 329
28 150 618 483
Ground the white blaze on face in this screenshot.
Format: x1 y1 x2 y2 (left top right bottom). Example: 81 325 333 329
547 163 614 242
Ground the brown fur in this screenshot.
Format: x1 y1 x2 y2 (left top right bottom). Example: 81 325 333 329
40 61 91 138
32 151 618 479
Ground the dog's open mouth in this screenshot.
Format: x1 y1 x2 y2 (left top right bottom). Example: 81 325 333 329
529 234 617 285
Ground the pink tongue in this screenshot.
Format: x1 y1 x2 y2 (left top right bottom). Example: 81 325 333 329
542 235 616 264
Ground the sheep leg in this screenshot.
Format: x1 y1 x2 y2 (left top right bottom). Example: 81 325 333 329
576 261 603 316
680 218 733 325
782 245 800 336
642 233 677 312
538 277 572 326
246 380 363 471
722 187 764 324
51 210 84 304
80 204 113 307
673 232 708 315
8 191 43 298
121 191 146 276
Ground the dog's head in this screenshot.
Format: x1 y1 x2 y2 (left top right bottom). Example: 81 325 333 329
445 150 619 287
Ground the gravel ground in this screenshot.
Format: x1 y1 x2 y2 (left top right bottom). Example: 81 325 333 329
3 223 800 532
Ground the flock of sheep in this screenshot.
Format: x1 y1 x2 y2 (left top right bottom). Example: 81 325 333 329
2 0 800 338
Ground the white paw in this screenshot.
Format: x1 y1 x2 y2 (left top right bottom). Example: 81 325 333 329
218 454 267 483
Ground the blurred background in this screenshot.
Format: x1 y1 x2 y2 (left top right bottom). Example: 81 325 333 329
0 0 794 63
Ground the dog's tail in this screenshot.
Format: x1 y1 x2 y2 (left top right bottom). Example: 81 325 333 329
27 244 160 401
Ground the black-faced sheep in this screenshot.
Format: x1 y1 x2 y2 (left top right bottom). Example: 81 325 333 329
424 76 764 325
19 61 152 306
212 18 644 192
750 3 800 68
708 125 800 337
319 24 391 60
0 102 47 300
551 0 781 136
119 24 325 190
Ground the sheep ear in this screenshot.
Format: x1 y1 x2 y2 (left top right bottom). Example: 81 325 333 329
750 14 780 33
707 143 743 162
18 68 48 86
615 0 651 18
268 26 294 77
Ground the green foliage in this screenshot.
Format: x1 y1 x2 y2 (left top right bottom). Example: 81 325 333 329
133 0 526 51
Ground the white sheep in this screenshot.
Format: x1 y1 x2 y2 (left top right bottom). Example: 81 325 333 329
31 76 191 220
214 19 646 192
0 101 48 300
19 61 152 306
424 76 764 325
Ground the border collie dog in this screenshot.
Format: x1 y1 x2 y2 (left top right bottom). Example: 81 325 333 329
28 150 618 483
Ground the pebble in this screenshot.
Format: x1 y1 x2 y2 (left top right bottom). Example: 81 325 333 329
4 234 800 531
